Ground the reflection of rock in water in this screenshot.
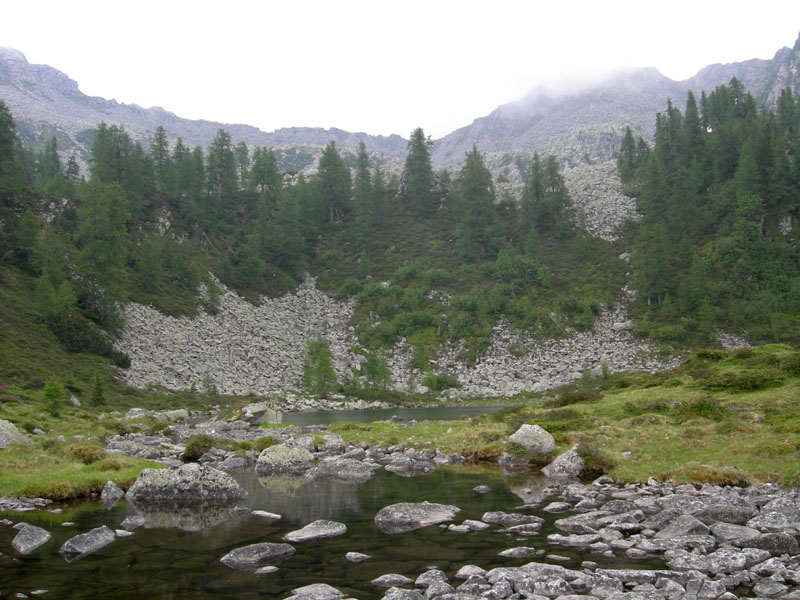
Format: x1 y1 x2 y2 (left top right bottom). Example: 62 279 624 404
130 502 238 532
250 472 363 523
505 472 552 504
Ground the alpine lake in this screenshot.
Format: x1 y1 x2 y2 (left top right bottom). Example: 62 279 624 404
0 406 656 599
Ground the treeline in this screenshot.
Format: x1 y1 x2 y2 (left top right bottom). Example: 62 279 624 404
618 78 800 343
1 97 611 368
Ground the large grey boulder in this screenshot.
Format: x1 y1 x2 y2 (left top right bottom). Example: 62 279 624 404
0 419 32 449
241 401 281 425
59 525 115 560
282 520 347 542
11 524 51 555
499 424 555 470
541 444 585 479
374 501 460 534
220 542 295 571
316 457 380 483
124 463 247 506
255 444 314 476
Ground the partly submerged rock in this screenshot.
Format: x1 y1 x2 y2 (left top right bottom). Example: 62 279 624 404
11 524 51 555
220 542 295 571
59 526 115 560
124 463 247 506
100 480 124 508
316 457 380 483
255 444 314 476
384 456 435 477
285 583 346 599
374 501 460 534
282 520 347 543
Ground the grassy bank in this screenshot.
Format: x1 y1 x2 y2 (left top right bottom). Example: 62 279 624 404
332 344 800 486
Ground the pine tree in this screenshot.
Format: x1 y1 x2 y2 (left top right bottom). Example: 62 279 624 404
150 126 170 192
403 127 434 216
315 142 351 223
454 145 502 263
302 338 337 399
352 141 373 249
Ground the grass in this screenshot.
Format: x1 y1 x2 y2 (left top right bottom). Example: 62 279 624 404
330 345 800 485
0 442 157 500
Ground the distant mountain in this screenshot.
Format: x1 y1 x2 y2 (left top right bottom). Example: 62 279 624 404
0 46 408 171
434 31 800 169
2 31 799 176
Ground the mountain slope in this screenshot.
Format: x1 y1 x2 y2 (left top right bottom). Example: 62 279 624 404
0 47 408 169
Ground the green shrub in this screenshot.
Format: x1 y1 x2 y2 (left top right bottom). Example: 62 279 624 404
678 398 725 420
576 442 615 479
693 348 727 361
336 278 363 299
393 261 422 282
421 268 452 287
183 434 215 462
544 389 602 408
700 370 782 392
421 373 460 393
65 443 106 464
43 376 67 415
781 353 800 376
252 436 278 453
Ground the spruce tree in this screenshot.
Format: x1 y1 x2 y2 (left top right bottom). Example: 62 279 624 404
403 127 434 217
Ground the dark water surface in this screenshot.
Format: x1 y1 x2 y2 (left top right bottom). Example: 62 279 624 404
281 405 510 427
0 467 658 599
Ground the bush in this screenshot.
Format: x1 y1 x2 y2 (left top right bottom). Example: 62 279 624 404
700 370 782 392
393 261 422 282
781 353 800 376
421 268 452 287
65 443 106 464
43 376 67 415
576 442 615 479
544 389 602 408
336 278 363 299
678 398 725 420
421 373 460 393
183 434 215 462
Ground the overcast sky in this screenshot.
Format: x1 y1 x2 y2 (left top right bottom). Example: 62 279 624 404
3 1 799 139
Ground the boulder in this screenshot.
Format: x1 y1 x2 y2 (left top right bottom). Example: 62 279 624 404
124 463 247 506
282 520 347 542
693 504 756 526
541 445 585 479
0 419 32 449
255 444 314 476
11 524 51 555
59 525 115 559
100 480 124 507
241 402 281 425
220 542 295 571
286 583 346 599
733 532 800 556
384 456 435 477
316 457 380 483
372 574 414 587
374 502 460 534
508 424 555 455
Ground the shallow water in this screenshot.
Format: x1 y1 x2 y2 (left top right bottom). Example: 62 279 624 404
281 404 509 427
0 467 660 599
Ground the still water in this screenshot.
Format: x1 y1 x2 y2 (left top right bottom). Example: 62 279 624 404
0 467 655 599
281 405 510 427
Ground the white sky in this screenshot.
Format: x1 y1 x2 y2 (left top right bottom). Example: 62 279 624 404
3 1 799 139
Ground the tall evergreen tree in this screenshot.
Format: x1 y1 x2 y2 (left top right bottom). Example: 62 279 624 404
352 141 373 249
315 142 351 223
454 145 502 263
403 127 434 217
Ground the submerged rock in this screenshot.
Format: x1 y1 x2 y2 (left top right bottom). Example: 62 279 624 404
384 456 435 477
11 524 51 555
282 520 347 542
59 525 115 560
220 542 295 571
124 463 247 506
374 501 460 534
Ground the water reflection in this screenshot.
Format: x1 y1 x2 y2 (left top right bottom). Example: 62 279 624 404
127 502 240 532
505 472 552 505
